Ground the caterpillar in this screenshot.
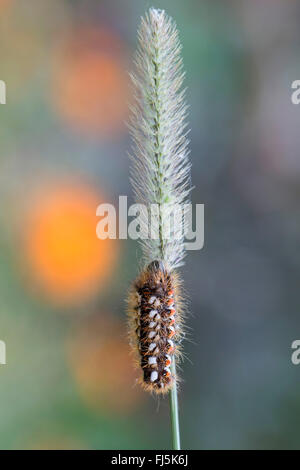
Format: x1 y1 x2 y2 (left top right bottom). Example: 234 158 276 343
128 260 182 394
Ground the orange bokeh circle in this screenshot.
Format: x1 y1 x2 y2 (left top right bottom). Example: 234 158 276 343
53 27 129 137
24 181 118 305
67 314 143 414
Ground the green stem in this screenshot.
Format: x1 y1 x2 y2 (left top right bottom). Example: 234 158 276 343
169 359 181 450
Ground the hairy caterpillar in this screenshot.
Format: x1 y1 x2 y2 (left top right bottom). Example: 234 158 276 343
128 260 182 394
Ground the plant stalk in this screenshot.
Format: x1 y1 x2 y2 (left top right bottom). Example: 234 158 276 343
169 358 181 450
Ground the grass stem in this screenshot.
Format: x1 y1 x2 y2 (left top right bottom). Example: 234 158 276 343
169 359 181 450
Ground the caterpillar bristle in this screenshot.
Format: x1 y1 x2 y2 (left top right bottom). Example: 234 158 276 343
128 260 183 395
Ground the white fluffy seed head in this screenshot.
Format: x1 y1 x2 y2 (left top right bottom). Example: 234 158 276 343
129 8 191 270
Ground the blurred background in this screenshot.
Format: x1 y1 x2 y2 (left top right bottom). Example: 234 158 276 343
0 0 300 450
